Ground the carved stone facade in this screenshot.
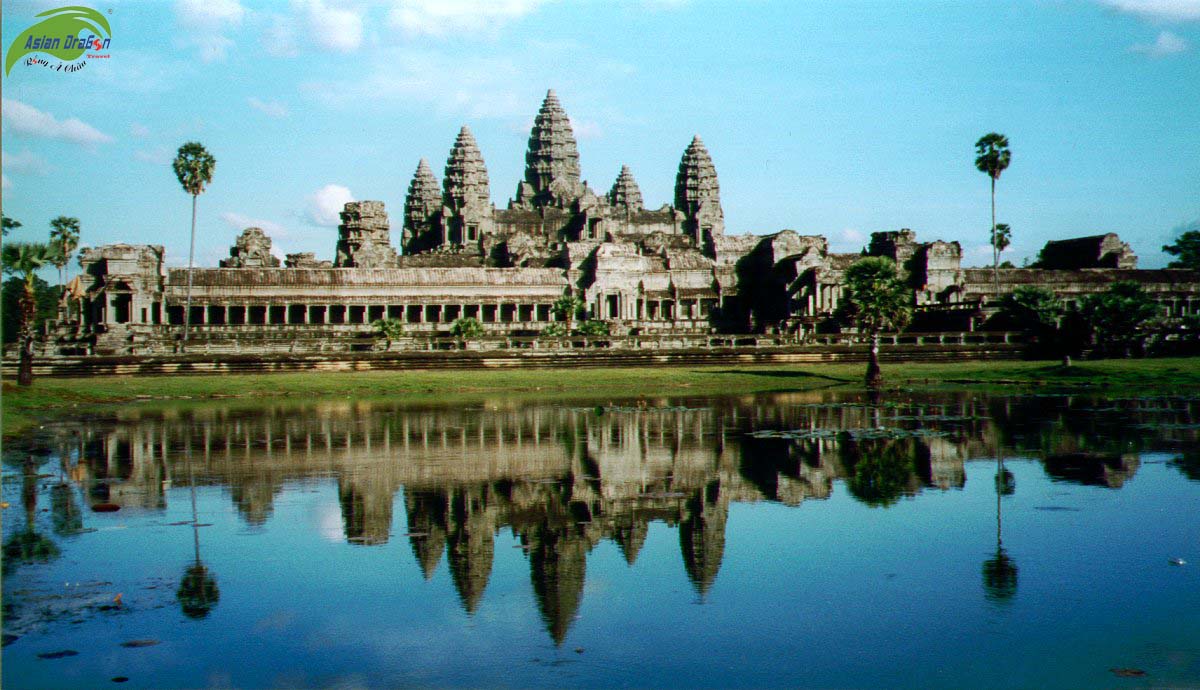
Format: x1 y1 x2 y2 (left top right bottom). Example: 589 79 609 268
67 90 1199 354
220 228 280 268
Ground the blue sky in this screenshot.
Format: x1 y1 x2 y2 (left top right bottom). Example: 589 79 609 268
2 0 1198 271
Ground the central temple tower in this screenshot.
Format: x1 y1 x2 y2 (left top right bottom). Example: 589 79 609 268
514 89 585 209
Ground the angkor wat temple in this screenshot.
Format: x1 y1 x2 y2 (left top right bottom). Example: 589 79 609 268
70 90 1199 355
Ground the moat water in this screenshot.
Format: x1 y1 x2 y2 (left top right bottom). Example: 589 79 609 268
3 390 1198 689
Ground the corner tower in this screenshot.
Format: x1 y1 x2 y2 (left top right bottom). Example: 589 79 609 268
674 135 725 254
402 158 442 254
442 126 494 249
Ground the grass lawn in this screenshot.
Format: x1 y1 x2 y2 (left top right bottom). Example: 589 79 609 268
4 357 1199 438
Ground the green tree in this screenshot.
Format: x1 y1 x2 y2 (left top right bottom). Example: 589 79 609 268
552 295 585 332
1162 225 1200 271
173 142 216 348
48 216 81 289
841 257 912 387
450 316 485 340
577 319 610 337
371 317 404 350
1081 281 1161 357
2 242 60 385
975 133 1012 296
2 275 58 344
996 285 1062 357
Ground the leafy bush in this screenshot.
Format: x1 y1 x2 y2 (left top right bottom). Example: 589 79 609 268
542 323 568 337
371 317 404 342
450 316 485 339
576 320 610 337
1080 281 1160 357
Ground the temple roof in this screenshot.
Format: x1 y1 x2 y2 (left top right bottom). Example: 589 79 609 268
166 267 567 288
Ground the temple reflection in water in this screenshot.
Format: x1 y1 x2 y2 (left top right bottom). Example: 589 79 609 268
47 392 1197 644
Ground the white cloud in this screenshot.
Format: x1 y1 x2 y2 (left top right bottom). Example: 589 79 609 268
175 0 245 62
2 150 51 175
1098 0 1200 21
1131 29 1190 54
262 14 300 57
839 227 865 244
303 52 527 119
130 122 151 138
261 2 363 56
1 99 114 146
134 147 173 165
572 119 602 140
2 174 11 190
221 212 288 237
298 0 363 52
248 97 289 118
176 0 245 29
828 227 866 252
963 243 995 267
388 0 549 37
307 184 354 226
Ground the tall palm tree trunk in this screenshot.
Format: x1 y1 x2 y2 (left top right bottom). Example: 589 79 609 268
183 194 197 350
991 176 998 298
18 283 36 386
865 332 882 387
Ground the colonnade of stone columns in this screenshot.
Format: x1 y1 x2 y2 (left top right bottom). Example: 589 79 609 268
168 300 564 327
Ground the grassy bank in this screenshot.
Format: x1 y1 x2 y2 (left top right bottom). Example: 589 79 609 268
4 357 1199 437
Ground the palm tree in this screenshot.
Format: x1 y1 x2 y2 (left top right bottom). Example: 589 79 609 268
48 216 81 291
552 295 585 334
172 142 216 349
1 214 20 238
2 241 60 386
842 257 912 387
449 316 485 343
993 222 1011 269
974 133 1012 297
372 317 404 351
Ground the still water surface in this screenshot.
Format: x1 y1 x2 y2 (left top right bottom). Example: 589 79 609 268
3 390 1198 688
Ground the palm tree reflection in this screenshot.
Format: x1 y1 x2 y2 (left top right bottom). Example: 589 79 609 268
2 458 61 572
982 454 1018 603
177 438 219 619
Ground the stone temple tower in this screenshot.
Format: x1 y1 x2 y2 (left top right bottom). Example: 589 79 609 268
402 158 442 254
515 89 585 209
608 165 644 214
334 201 399 268
442 125 494 249
674 135 725 254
